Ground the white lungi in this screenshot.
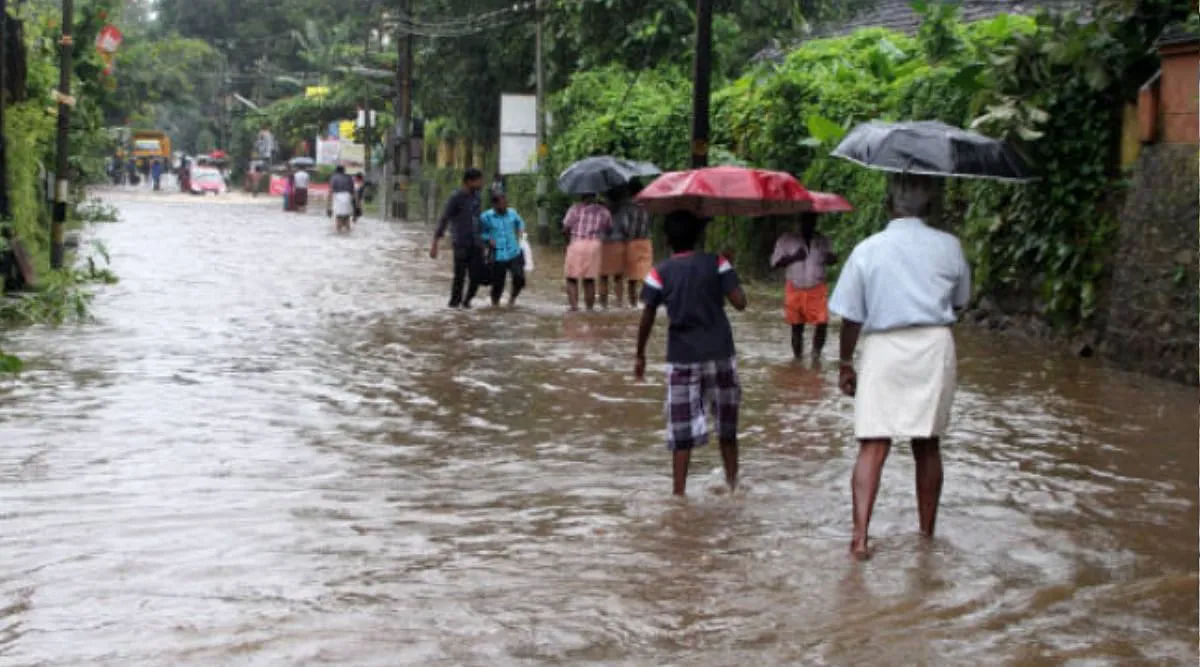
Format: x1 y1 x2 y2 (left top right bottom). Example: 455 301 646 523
855 326 956 440
332 191 355 218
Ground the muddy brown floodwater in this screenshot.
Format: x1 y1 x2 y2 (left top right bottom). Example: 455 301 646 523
1 191 1196 665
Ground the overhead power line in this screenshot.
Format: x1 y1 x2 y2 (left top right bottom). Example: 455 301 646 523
383 2 539 38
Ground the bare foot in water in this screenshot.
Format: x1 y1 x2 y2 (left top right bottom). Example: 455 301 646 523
850 537 871 561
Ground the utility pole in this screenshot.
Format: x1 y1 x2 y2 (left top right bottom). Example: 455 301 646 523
534 0 548 243
51 0 74 269
362 1 373 176
391 0 413 220
0 0 10 221
689 0 713 169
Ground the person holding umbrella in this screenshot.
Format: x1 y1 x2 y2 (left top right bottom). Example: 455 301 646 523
771 212 835 362
829 173 969 560
561 193 612 312
557 157 662 311
292 167 311 213
828 120 1033 559
770 193 851 362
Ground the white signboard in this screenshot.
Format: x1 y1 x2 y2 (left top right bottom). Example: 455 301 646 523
316 137 341 166
315 137 365 168
499 93 538 174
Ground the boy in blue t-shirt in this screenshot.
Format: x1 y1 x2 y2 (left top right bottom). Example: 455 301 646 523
634 211 748 495
479 190 527 307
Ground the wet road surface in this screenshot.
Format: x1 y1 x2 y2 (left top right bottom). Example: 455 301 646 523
1 192 1196 664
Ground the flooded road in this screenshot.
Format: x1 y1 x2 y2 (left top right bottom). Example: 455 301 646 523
1 192 1196 664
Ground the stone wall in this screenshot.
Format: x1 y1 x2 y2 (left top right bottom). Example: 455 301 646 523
1101 143 1199 385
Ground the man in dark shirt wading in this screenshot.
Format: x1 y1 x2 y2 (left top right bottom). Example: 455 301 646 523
430 168 485 308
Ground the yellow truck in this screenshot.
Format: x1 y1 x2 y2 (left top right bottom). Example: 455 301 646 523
130 130 171 160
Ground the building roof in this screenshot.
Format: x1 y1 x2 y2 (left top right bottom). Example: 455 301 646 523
1157 23 1200 49
753 0 1089 63
826 0 1086 38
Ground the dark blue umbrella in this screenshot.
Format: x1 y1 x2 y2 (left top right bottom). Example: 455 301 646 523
832 121 1035 183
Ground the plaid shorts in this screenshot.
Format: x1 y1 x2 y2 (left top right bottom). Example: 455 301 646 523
665 357 741 451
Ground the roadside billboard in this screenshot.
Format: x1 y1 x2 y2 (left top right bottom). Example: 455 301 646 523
499 94 537 174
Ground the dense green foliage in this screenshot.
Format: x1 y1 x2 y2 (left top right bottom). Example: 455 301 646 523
545 2 1191 327
1 0 124 346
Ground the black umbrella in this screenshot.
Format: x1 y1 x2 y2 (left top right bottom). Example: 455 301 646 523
557 156 662 195
832 121 1035 182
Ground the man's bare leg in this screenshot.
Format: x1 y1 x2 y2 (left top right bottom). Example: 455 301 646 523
627 280 639 308
911 438 943 537
813 323 829 360
672 450 691 496
583 279 597 311
599 276 610 309
791 324 805 359
851 439 891 559
566 279 580 311
719 438 738 491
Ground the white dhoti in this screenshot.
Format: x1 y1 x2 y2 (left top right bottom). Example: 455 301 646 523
332 191 355 218
855 326 956 440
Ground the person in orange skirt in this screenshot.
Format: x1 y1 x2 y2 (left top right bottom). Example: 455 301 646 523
771 212 837 361
615 184 654 308
599 189 628 309
562 193 612 311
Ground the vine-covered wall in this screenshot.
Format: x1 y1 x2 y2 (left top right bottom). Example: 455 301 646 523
1103 144 1199 384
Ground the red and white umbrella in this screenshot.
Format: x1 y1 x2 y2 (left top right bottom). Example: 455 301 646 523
635 166 813 217
808 191 853 213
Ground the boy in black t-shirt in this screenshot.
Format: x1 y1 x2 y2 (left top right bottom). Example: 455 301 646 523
635 211 748 495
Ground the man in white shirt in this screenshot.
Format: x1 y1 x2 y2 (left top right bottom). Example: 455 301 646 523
829 173 971 560
292 168 311 212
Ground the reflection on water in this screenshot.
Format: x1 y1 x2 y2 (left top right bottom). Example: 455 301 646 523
0 192 1196 664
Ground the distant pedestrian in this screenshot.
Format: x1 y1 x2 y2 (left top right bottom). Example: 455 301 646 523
615 185 653 308
599 187 629 309
139 158 151 188
126 158 138 186
292 168 311 212
480 190 527 307
151 159 163 191
829 173 970 560
352 172 366 222
328 166 355 233
179 157 191 193
561 193 612 311
771 212 836 361
430 168 485 308
283 171 294 210
635 211 747 495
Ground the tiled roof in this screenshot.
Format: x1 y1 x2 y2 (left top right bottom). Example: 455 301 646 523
1156 23 1200 48
752 0 1089 63
824 0 1087 37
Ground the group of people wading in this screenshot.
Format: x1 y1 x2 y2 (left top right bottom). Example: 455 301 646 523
430 168 969 560
284 166 366 234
